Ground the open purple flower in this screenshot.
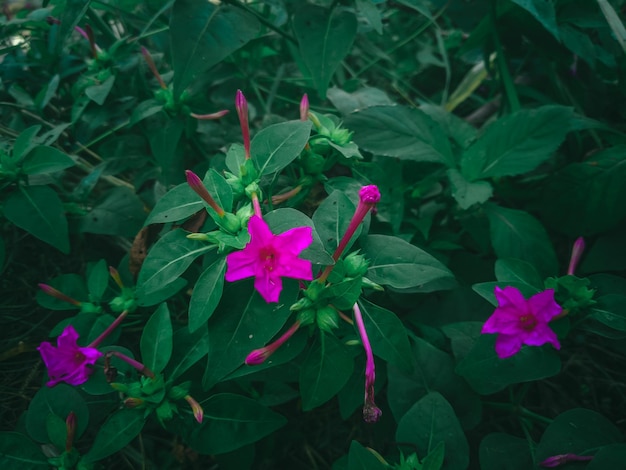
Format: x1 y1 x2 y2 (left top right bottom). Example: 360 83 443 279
38 325 102 387
482 286 562 358
225 215 313 303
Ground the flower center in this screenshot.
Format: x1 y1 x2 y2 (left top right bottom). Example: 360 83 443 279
73 351 86 365
519 314 537 331
260 248 276 272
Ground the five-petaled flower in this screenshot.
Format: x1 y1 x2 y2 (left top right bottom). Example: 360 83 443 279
482 286 562 358
225 215 313 303
38 325 102 387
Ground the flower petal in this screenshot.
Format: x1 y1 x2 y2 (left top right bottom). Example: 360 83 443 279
494 334 523 359
274 225 313 255
225 249 259 281
247 215 274 245
254 271 282 303
523 324 561 349
494 286 528 310
528 289 562 322
276 257 313 281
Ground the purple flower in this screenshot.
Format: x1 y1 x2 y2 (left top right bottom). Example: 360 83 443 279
38 325 102 387
225 216 313 303
482 286 562 358
539 453 593 467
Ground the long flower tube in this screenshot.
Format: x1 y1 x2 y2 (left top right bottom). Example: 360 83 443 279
353 303 382 423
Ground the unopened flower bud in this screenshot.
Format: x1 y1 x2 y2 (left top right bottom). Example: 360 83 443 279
38 283 82 306
185 170 226 217
316 306 340 332
184 395 204 423
217 212 242 234
359 185 381 205
301 151 325 175
124 397 145 409
190 109 229 120
330 128 352 145
300 94 309 121
296 308 316 326
344 252 369 278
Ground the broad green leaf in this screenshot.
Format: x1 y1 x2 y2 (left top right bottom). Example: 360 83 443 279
137 278 187 307
321 277 362 310
535 409 622 464
265 208 333 265
140 303 173 374
312 190 357 254
36 273 88 310
170 0 260 97
145 183 203 225
395 0 433 19
293 5 357 97
81 187 146 237
12 125 41 161
387 337 481 430
587 295 626 332
187 394 287 454
166 326 210 381
588 444 626 469
510 0 559 40
4 186 69 253
52 0 91 55
494 258 543 290
345 105 455 166
460 106 573 181
225 143 246 175
85 74 115 105
326 86 393 115
0 236 4 271
485 204 558 277
188 257 226 332
21 146 75 175
479 433 533 470
540 146 626 236
358 299 412 373
396 392 469 470
361 235 456 292
136 230 216 298
0 432 47 469
251 120 312 176
202 280 298 389
26 385 89 443
130 99 164 125
87 259 109 301
83 410 145 462
420 104 477 150
347 441 387 470
300 333 354 410
456 335 561 395
598 0 626 54
447 169 492 209
45 414 66 451
203 168 233 214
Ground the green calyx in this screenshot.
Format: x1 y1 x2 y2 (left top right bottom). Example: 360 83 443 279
545 275 596 313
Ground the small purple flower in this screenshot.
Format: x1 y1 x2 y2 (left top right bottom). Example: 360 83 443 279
38 325 102 387
567 237 585 275
225 216 313 303
482 286 562 358
300 94 309 121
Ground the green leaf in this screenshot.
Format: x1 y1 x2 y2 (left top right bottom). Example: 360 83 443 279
52 0 91 55
149 116 185 186
535 408 622 464
21 146 75 175
293 5 357 97
130 99 164 125
36 74 59 110
387 337 482 430
166 326 210 381
12 125 41 161
494 258 544 290
187 394 287 454
36 273 88 310
485 204 558 277
251 120 312 176
361 235 456 292
312 190 357 254
265 208 333 265
540 145 626 236
202 280 298 389
170 0 260 97
358 299 412 372
510 0 559 40
0 432 47 469
460 106 573 181
396 392 469 470
4 186 69 253
456 335 561 395
140 303 173 374
479 433 533 470
83 410 145 463
345 105 455 166
355 0 383 35
145 183 203 225
347 441 387 470
81 187 146 237
588 444 626 470
394 0 433 19
188 257 226 332
300 333 354 410
326 86 393 115
87 259 109 301
136 230 215 298
587 295 626 332
26 384 89 443
85 74 116 105
447 169 492 210
598 0 626 54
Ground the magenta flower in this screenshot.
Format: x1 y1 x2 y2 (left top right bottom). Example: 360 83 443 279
225 215 313 303
482 286 562 358
38 325 102 387
539 453 593 467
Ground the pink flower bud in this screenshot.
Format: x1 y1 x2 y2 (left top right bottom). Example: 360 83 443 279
185 170 225 216
300 94 309 121
184 395 204 423
359 185 381 205
38 283 82 306
109 266 124 289
539 453 593 467
236 90 251 159
65 411 76 452
141 46 167 89
567 237 585 275
190 110 229 120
